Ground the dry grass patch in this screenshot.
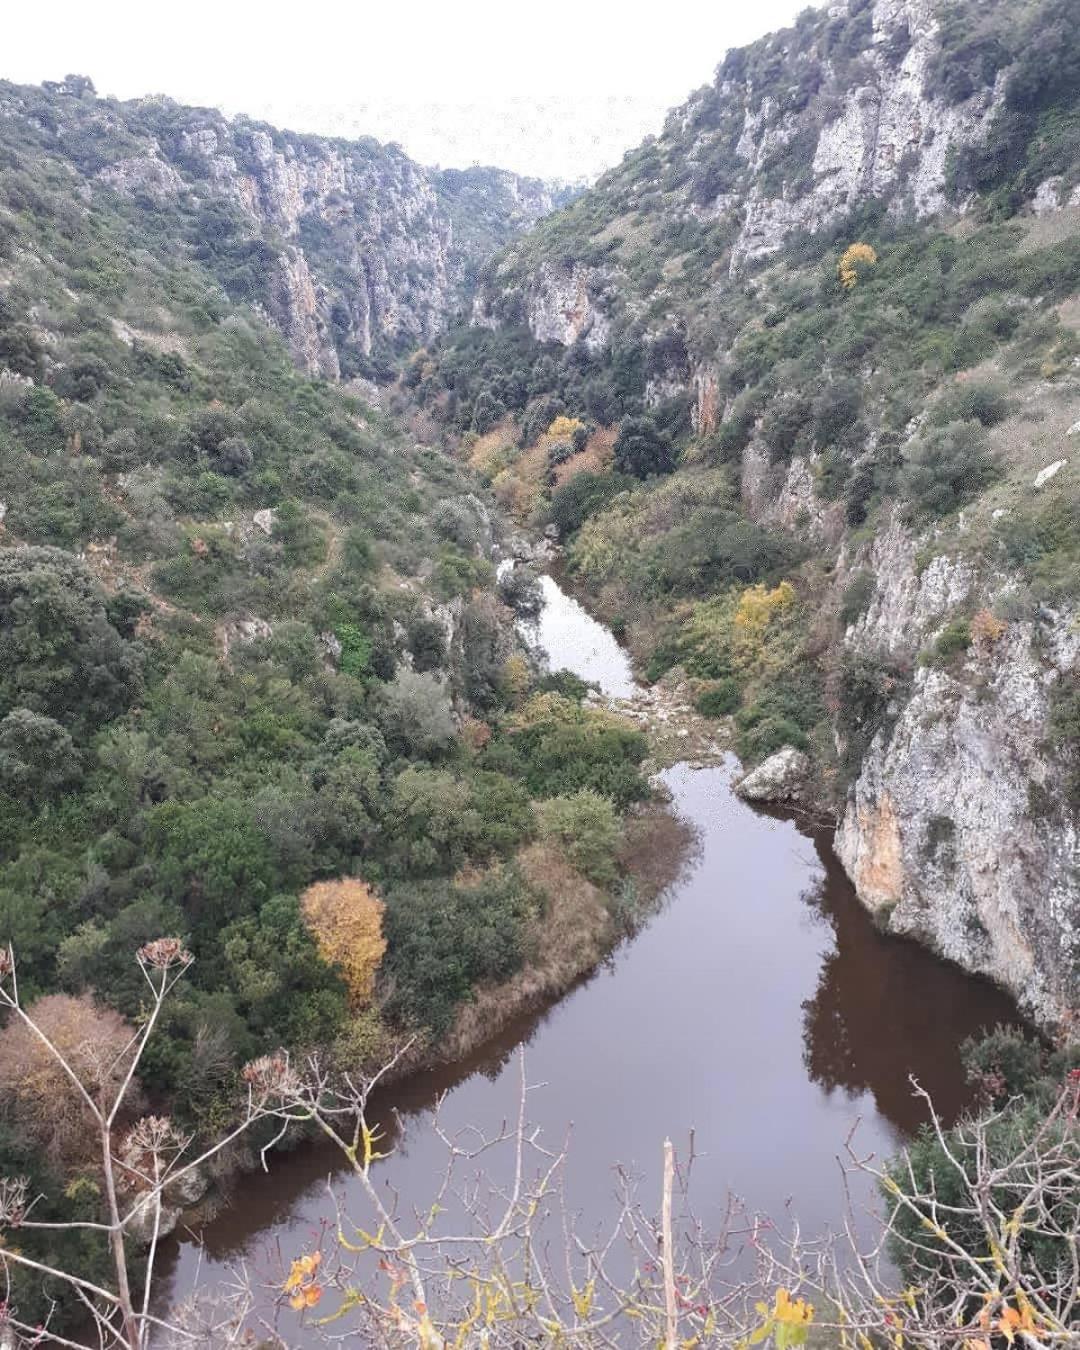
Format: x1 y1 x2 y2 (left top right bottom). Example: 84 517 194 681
439 842 611 1061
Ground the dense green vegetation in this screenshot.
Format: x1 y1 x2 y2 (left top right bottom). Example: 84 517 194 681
887 1027 1080 1292
0 78 650 1329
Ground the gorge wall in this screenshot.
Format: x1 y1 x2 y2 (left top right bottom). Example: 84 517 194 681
0 77 570 380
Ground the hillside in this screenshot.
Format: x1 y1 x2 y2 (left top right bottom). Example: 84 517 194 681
0 72 661 1328
0 76 568 382
409 0 1080 1027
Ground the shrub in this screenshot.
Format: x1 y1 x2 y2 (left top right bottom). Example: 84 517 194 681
900 420 1000 518
144 795 276 932
0 546 142 736
0 994 137 1170
0 708 80 806
736 712 808 762
838 241 878 289
382 870 533 1032
760 391 812 459
931 380 1010 428
380 670 456 756
613 414 676 479
652 509 800 593
497 564 543 619
694 678 742 717
811 379 862 447
549 470 633 537
432 547 494 599
504 695 648 809
839 570 877 626
406 614 447 673
1049 673 1080 809
833 650 909 772
537 789 621 885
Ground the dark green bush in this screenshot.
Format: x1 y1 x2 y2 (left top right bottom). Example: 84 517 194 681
839 569 877 626
900 420 1001 518
550 470 633 537
694 678 742 717
922 616 972 667
383 870 534 1033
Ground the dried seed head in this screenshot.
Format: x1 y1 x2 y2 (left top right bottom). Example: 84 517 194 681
242 1052 297 1099
118 1116 187 1191
0 1176 29 1228
137 938 193 971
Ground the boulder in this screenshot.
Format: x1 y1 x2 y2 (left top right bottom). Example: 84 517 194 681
734 746 810 803
1034 459 1067 488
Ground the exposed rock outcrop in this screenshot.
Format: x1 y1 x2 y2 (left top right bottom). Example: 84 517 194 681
0 81 568 379
735 746 811 802
475 0 1008 353
728 0 1004 272
836 514 1079 1025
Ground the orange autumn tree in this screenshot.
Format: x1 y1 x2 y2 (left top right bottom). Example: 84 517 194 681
300 878 387 1006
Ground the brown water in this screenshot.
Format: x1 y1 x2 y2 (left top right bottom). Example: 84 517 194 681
156 572 1021 1317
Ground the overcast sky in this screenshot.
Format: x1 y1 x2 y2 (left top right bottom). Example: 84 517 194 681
7 0 815 182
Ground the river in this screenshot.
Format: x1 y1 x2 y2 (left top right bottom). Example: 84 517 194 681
155 570 1021 1326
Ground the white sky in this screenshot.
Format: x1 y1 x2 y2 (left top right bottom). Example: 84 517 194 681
6 0 815 182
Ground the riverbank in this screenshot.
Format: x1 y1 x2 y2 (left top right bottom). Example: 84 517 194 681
162 566 1026 1285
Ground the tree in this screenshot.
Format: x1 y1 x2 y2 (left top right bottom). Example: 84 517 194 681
613 415 676 479
379 668 456 756
900 419 1001 518
838 241 878 289
459 593 514 711
537 789 621 885
211 435 254 476
143 795 275 931
0 708 80 806
300 879 387 1007
0 993 137 1171
0 547 142 736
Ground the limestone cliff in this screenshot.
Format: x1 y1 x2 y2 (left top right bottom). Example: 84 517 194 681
0 80 567 379
836 515 1079 1025
475 0 1007 354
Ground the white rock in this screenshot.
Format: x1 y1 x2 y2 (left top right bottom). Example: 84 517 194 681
1032 177 1063 217
991 508 1008 520
252 508 275 535
1034 459 1067 488
1066 420 1080 436
734 746 810 803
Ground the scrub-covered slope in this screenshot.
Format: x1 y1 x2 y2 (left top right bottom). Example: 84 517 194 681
0 75 569 382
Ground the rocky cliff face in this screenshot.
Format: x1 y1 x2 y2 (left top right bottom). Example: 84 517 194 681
0 81 566 380
723 0 1003 272
835 516 1079 1026
477 0 1006 353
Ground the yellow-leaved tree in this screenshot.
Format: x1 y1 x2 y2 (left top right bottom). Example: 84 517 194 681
546 414 586 440
300 878 387 1006
838 241 878 289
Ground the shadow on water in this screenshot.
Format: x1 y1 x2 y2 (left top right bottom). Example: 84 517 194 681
154 572 1025 1318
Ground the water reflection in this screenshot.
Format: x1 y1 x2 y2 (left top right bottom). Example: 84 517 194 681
799 832 1014 1135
